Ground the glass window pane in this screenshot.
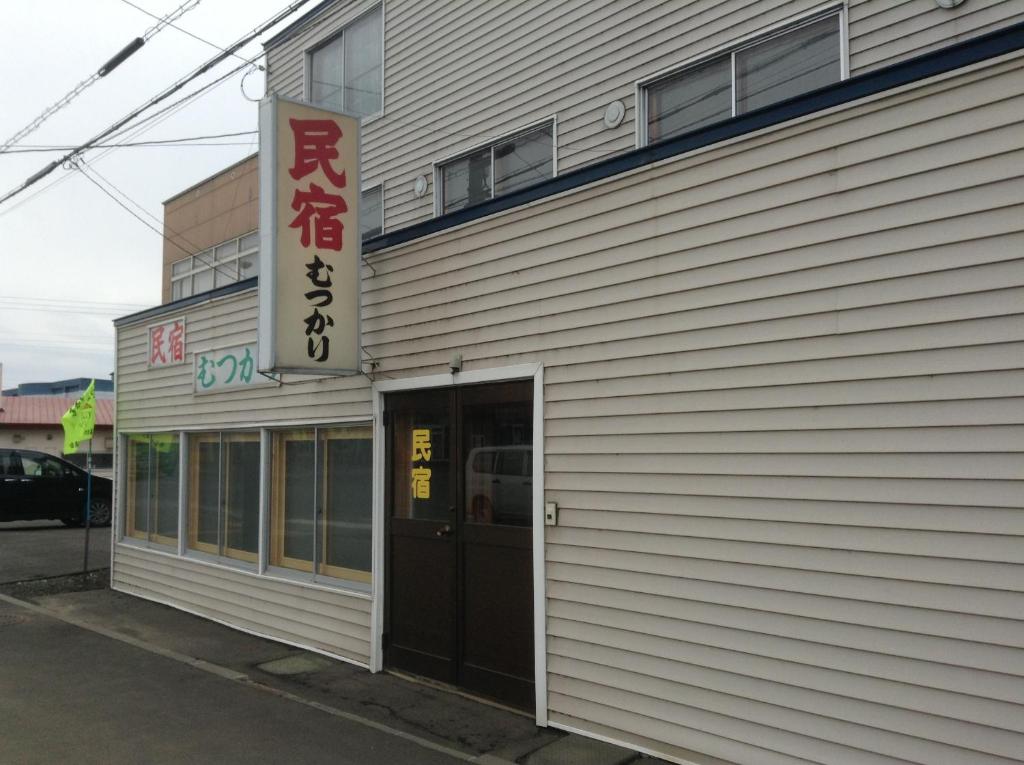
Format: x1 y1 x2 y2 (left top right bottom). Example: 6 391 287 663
322 427 372 579
238 252 259 280
494 125 553 196
463 384 532 527
190 437 220 551
736 15 841 114
443 148 491 213
240 232 259 251
311 35 345 111
154 435 180 541
361 186 382 241
193 264 215 294
344 7 383 116
215 241 238 261
214 260 237 288
224 435 260 560
647 55 732 142
171 257 191 276
171 278 188 301
272 430 315 570
126 435 152 538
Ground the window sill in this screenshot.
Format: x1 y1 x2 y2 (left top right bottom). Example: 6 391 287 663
265 564 372 597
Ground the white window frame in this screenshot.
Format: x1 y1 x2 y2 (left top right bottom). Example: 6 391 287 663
116 415 375 597
635 3 848 147
170 230 260 301
303 3 386 124
432 116 558 217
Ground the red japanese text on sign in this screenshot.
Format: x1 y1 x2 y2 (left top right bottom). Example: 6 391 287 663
148 318 186 367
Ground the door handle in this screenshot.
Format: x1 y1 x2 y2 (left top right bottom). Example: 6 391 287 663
435 524 453 537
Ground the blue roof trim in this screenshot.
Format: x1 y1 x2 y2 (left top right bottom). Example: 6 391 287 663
363 20 1024 255
114 278 258 327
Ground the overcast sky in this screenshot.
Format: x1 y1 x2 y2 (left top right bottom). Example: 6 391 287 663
0 0 311 390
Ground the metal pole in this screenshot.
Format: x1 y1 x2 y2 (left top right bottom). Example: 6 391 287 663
83 438 93 573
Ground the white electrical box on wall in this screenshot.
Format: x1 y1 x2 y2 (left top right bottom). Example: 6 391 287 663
544 501 558 526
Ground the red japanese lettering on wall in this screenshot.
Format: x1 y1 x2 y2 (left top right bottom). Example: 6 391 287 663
287 118 348 363
148 318 186 367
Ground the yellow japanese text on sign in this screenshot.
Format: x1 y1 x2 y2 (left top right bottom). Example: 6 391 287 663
411 428 431 500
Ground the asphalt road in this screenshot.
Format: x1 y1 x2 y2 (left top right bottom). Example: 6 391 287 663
0 596 471 765
0 520 111 583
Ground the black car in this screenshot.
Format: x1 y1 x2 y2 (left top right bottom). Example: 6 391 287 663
0 448 112 527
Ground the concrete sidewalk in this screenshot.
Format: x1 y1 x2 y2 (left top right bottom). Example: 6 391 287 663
1 577 666 765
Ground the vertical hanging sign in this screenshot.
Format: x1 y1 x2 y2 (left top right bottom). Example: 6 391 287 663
258 95 361 375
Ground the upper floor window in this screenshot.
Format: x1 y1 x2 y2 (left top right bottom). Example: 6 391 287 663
438 122 554 215
170 231 259 301
361 185 383 239
642 11 842 144
309 5 383 118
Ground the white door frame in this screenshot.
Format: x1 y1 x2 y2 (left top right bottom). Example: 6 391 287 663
370 362 548 725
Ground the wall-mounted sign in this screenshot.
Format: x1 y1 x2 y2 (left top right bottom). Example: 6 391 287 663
194 343 273 394
258 94 361 375
411 427 432 499
148 317 186 368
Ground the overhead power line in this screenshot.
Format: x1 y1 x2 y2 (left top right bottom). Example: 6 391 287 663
0 0 314 209
0 0 206 155
0 130 257 154
117 0 255 65
0 52 255 220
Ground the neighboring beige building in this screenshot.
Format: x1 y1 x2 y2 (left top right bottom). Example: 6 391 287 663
0 396 115 479
113 3 1024 764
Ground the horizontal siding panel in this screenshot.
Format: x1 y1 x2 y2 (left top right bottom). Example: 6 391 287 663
548 490 1024 535
548 529 1024 600
113 546 370 663
547 589 1024 704
555 509 1024 561
548 581 1024 684
549 644 1024 759
545 398 1024 434
549 664 1020 765
547 425 1024 454
545 342 1024 394
548 525 1024 590
546 450 1024 481
547 559 1024 649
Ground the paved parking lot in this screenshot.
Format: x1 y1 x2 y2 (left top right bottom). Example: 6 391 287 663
0 520 111 583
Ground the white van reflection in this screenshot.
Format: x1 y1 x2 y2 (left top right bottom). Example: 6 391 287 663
464 445 532 525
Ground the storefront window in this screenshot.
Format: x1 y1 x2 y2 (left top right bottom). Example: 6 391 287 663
188 432 260 562
125 433 180 544
270 425 372 583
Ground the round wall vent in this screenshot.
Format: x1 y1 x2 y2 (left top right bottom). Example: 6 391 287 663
603 100 626 129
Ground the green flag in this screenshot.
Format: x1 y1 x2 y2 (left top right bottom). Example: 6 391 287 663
62 380 97 455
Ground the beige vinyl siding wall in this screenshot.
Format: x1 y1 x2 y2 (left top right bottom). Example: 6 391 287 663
353 53 1024 763
266 0 1024 235
113 545 372 663
114 291 374 665
114 48 1024 762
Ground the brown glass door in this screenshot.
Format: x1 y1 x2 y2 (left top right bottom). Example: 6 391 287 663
385 381 534 710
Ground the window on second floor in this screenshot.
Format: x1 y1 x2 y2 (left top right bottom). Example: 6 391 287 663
171 231 259 301
309 5 383 118
642 11 842 145
361 185 383 239
438 122 555 215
